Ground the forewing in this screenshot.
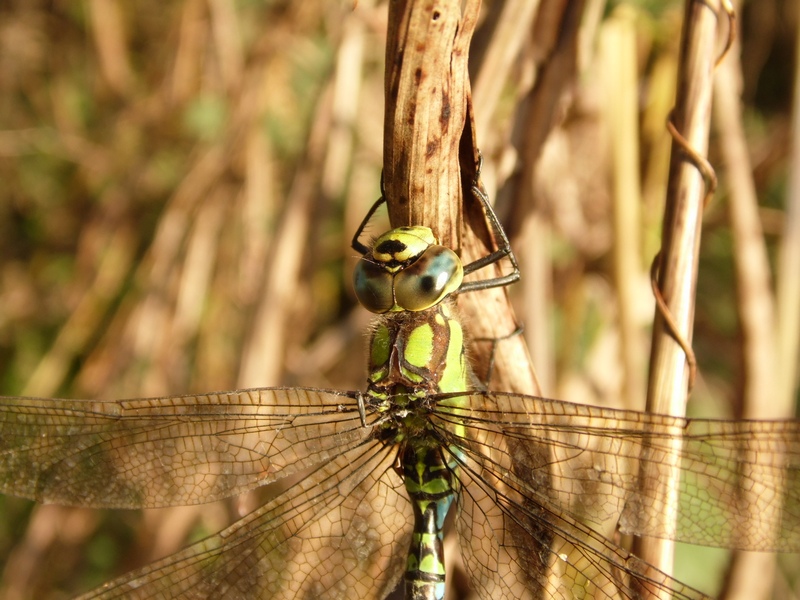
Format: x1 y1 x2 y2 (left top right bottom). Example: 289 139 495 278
77 440 411 600
0 388 368 508
432 392 800 598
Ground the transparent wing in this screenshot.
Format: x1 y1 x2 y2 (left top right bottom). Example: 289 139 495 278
0 388 368 508
73 440 410 599
434 392 800 599
454 454 710 600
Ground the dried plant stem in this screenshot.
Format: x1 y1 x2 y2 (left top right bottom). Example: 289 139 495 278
775 0 800 463
383 0 536 394
470 1 585 398
88 0 134 95
600 9 645 411
239 84 332 387
21 223 135 398
505 0 585 241
469 0 540 145
713 21 783 600
383 0 474 242
633 0 723 593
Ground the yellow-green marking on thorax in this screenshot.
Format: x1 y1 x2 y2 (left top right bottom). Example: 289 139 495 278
369 323 391 386
436 305 467 398
404 324 435 370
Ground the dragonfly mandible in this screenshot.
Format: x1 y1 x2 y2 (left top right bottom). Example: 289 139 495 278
1 170 800 600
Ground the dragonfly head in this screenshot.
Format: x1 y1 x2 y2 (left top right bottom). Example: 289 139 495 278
354 226 464 314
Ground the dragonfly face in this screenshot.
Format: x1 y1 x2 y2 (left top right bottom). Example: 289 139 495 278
1 185 800 600
353 225 464 314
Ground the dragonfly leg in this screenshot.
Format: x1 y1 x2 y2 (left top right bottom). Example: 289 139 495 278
355 391 368 427
471 323 525 387
351 172 387 255
458 158 520 294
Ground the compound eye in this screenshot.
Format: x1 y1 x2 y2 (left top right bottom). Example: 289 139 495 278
353 259 395 313
394 246 463 311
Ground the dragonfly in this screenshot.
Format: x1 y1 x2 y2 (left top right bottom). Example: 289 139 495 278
1 171 799 600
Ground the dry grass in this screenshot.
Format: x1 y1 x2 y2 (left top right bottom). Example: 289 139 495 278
0 1 797 598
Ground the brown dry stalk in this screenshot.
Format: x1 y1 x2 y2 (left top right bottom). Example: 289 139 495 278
775 0 800 495
88 0 134 95
713 5 788 597
383 0 474 242
633 0 725 593
600 10 646 412
484 2 584 396
383 0 537 395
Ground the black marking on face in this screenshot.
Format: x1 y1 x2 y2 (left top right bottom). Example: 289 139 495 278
376 238 408 256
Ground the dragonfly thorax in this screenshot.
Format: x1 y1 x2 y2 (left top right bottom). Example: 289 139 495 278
354 226 464 314
366 302 469 444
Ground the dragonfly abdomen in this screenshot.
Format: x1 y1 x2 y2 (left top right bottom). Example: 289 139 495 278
402 443 459 600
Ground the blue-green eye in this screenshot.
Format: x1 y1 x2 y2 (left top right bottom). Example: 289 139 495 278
354 259 394 313
394 246 463 311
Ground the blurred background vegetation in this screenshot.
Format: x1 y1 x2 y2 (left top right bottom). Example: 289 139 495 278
0 0 798 598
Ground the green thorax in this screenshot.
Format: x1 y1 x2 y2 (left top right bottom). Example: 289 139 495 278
367 302 467 405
